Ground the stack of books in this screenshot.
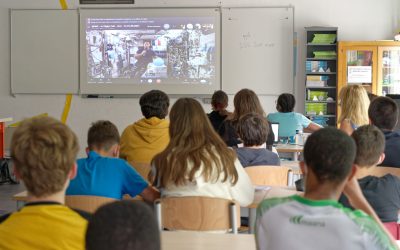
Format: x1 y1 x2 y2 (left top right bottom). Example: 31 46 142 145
306 61 328 72
306 75 329 87
313 51 337 59
310 34 337 44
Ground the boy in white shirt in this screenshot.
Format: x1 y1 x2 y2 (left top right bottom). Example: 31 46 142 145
255 127 397 250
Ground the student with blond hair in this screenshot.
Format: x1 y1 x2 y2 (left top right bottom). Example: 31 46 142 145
151 98 254 207
0 117 88 250
338 85 370 135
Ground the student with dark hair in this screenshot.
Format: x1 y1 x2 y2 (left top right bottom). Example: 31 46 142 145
208 90 232 132
0 117 88 250
256 127 396 250
339 125 400 225
219 88 275 150
235 113 280 167
120 89 170 164
368 96 400 167
267 93 321 138
86 201 160 250
67 120 159 201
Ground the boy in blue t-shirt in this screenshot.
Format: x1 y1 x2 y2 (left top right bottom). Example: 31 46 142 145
67 120 159 201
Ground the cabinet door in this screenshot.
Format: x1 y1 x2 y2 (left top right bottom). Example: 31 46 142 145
377 47 400 95
338 45 377 94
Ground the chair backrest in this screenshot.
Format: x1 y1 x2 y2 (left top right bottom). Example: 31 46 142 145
65 195 116 213
245 166 291 186
154 196 240 233
129 161 151 182
358 166 400 178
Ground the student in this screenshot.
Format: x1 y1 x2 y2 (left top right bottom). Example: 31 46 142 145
152 98 254 207
67 120 159 202
267 93 321 137
235 113 280 167
0 117 89 250
339 125 400 224
368 96 400 167
338 85 370 135
86 201 160 250
219 88 274 150
120 89 169 164
208 90 232 132
255 127 396 250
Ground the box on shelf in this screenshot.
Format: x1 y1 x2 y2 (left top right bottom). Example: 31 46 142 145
310 34 337 44
305 103 327 115
307 90 328 101
306 75 329 87
306 61 328 72
313 51 337 59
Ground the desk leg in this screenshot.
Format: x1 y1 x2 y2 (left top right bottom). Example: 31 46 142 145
249 207 256 234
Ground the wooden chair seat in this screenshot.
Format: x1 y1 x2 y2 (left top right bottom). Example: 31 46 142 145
155 196 240 233
65 195 116 213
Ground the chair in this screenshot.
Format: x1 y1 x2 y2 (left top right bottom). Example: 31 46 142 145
129 161 151 182
65 195 116 213
245 166 292 186
383 222 400 240
154 196 240 233
357 166 400 178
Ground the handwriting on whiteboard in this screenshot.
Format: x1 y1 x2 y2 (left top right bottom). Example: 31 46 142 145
239 32 275 49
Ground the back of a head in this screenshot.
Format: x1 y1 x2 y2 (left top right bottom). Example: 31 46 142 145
339 85 370 125
277 93 295 113
237 113 269 147
303 127 356 184
11 116 79 197
351 125 385 167
368 96 399 130
86 201 160 250
233 88 265 120
139 90 170 119
211 90 228 111
87 120 120 151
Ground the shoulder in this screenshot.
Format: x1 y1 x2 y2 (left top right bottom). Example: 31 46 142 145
257 196 295 216
71 208 91 221
267 112 279 120
0 213 11 224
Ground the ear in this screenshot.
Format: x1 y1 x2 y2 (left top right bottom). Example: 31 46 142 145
347 164 357 181
85 147 90 155
299 161 306 175
376 153 385 165
112 144 120 158
69 163 77 180
368 118 372 125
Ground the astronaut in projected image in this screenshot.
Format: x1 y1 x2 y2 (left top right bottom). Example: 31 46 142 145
132 41 156 79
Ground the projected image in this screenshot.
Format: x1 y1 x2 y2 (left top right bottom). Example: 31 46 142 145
85 17 216 84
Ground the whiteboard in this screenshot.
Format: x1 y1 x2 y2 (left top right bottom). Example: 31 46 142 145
222 7 294 95
11 10 79 94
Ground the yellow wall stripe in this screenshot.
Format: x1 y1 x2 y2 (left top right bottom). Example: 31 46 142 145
59 0 72 124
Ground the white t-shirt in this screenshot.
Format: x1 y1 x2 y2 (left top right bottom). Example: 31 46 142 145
256 195 396 250
159 158 254 207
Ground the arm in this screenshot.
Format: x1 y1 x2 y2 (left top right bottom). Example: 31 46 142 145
343 177 398 247
339 119 354 136
229 159 254 206
305 122 322 132
140 186 160 203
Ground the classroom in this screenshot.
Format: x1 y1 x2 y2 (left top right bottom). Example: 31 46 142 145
0 0 400 249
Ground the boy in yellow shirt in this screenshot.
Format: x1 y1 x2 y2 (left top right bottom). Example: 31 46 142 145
0 117 89 250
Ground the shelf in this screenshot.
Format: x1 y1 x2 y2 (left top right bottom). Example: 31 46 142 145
306 115 336 118
306 86 336 89
306 100 336 103
307 58 337 61
306 72 337 75
307 43 336 46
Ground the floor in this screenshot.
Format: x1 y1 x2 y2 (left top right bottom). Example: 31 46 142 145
0 182 25 215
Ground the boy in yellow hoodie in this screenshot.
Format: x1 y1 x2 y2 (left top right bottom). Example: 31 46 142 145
120 90 170 164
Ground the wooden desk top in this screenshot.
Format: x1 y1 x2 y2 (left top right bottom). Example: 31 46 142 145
12 191 27 201
161 231 255 250
275 144 303 153
248 186 301 209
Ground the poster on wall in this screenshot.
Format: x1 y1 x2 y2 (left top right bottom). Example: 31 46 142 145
347 66 372 83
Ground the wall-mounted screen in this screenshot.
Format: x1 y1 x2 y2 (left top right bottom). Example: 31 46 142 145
80 9 220 95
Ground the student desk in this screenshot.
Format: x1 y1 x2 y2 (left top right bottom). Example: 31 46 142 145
12 190 27 209
275 143 303 161
247 186 302 234
161 231 255 250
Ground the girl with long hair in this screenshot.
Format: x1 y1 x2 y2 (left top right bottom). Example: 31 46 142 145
151 98 254 206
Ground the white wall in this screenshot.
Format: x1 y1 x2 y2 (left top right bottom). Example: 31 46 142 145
0 0 399 157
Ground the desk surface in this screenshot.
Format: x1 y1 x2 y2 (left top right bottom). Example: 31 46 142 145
161 231 255 250
275 143 303 153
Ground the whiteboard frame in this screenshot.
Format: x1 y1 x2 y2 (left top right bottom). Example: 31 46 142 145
221 6 295 96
